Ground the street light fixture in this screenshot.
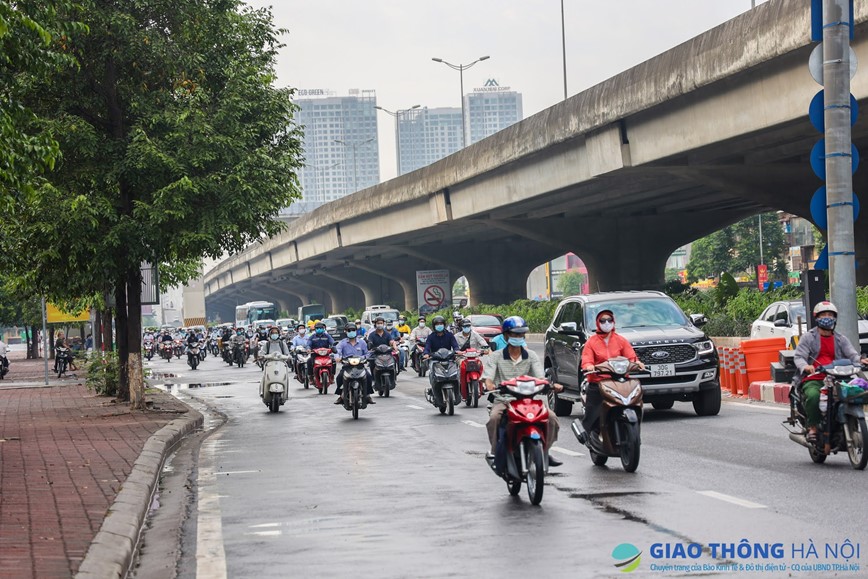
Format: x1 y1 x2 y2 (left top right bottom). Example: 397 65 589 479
334 138 375 193
303 161 342 200
375 104 420 175
431 55 490 147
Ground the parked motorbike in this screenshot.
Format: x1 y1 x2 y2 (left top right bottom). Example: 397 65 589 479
570 357 643 472
371 344 398 397
312 347 335 395
187 343 200 370
55 346 74 377
485 376 552 505
293 347 311 389
143 341 155 361
784 359 868 470
411 340 427 377
459 348 486 408
425 348 461 415
260 353 291 413
339 356 369 420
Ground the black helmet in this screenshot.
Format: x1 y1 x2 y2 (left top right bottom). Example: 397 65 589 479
374 316 385 324
314 321 326 329
345 323 356 332
431 315 446 326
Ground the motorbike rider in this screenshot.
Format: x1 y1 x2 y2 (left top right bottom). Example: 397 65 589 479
456 319 487 352
54 332 76 372
354 319 367 338
483 316 563 466
230 327 247 357
334 323 375 405
396 316 411 336
409 316 431 346
422 315 460 395
185 331 200 367
451 311 464 334
386 320 407 370
579 310 645 441
794 301 868 442
306 321 336 377
367 317 398 375
290 324 308 349
261 326 289 356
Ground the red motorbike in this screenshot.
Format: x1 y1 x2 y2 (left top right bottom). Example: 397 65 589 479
312 347 334 395
458 348 486 408
485 376 552 505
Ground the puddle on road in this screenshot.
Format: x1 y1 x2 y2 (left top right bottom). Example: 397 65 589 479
152 382 234 395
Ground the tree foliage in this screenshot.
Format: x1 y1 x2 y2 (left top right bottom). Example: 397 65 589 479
1 1 303 406
557 271 586 297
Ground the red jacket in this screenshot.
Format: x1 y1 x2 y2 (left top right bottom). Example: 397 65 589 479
581 332 638 382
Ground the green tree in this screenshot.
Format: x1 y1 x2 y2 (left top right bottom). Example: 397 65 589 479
557 271 586 296
0 1 85 202
686 227 733 282
1 1 303 408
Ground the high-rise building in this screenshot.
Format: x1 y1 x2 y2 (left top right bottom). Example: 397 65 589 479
396 107 463 175
465 79 523 145
290 89 380 215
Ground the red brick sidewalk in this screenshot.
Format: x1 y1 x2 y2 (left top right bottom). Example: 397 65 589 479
0 355 191 578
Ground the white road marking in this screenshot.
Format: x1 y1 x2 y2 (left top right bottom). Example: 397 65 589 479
697 490 767 509
217 470 260 475
462 420 486 428
249 522 282 528
245 530 283 537
196 436 227 579
406 404 424 410
550 446 583 457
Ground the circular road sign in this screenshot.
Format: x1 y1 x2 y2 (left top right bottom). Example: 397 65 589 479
423 285 446 307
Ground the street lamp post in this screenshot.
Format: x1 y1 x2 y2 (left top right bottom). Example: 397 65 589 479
375 104 420 176
304 161 342 201
431 55 490 148
334 138 374 193
561 0 568 100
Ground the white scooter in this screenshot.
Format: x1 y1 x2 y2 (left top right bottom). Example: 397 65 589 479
260 352 291 413
397 334 410 371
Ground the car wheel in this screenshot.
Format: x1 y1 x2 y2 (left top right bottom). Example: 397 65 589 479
545 366 573 417
693 385 721 416
651 400 674 410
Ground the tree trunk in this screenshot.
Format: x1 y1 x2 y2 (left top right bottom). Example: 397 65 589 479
25 326 32 359
101 309 113 352
127 268 145 410
93 310 102 351
115 279 130 401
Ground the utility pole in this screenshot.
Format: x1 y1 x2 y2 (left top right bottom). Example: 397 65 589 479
561 0 568 100
823 0 858 346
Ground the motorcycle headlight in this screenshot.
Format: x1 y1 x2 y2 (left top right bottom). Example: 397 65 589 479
695 340 714 356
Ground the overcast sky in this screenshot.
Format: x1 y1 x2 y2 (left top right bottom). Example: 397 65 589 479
245 0 766 181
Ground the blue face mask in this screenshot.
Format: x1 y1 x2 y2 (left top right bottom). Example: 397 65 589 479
435 324 445 332
507 337 526 348
816 316 836 330
347 331 357 339
315 328 325 334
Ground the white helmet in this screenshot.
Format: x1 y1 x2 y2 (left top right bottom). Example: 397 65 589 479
813 301 838 317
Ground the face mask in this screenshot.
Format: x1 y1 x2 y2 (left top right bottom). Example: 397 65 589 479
386 324 393 330
298 329 306 335
434 324 445 332
315 328 325 334
399 321 406 325
347 331 357 339
816 316 836 330
599 321 614 333
270 333 279 341
419 322 426 328
462 326 471 334
507 337 526 348
376 324 384 330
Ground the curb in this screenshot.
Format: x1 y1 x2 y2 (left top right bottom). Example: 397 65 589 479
75 408 204 579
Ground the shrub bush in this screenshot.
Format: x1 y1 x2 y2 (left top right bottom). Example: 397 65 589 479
86 352 119 397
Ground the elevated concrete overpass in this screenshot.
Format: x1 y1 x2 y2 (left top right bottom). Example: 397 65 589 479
206 0 868 321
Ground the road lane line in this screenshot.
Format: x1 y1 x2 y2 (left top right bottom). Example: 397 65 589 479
196 439 227 579
249 522 282 528
462 420 486 428
697 490 766 509
550 446 583 457
406 404 424 410
217 470 260 475
245 530 283 537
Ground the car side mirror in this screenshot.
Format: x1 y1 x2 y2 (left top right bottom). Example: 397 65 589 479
690 314 708 327
560 321 579 334
774 319 789 327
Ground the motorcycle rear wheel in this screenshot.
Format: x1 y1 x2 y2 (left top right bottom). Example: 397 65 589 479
808 443 827 463
619 422 641 473
590 449 608 466
525 440 545 505
846 416 867 470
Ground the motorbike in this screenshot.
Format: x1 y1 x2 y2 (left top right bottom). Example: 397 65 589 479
485 376 552 505
55 346 74 377
208 337 220 357
570 357 644 472
397 335 410 371
260 353 290 413
293 347 311 389
187 343 200 370
784 359 868 470
222 342 234 365
459 348 486 408
198 340 207 361
339 356 369 420
143 341 155 361
312 347 335 395
0 356 8 380
425 348 461 415
371 344 398 397
255 340 268 370
233 341 246 368
173 339 183 359
411 340 427 377
161 341 174 362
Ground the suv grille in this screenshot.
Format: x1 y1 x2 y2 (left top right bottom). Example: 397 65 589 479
636 344 697 365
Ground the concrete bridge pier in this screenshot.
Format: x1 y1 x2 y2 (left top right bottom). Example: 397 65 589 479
460 243 555 307
290 275 358 314
316 267 406 311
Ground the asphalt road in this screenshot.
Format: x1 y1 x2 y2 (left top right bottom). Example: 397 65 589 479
144 345 868 578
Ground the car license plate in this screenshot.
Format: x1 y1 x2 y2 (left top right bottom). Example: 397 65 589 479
649 364 675 378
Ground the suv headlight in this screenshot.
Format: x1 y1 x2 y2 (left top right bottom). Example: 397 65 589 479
695 340 715 356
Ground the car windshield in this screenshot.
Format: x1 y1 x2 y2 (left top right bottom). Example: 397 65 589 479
586 298 688 328
372 311 399 322
470 315 501 327
323 319 337 328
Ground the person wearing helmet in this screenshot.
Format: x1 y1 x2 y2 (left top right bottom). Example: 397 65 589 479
483 316 564 466
409 315 432 371
456 318 487 352
367 316 399 374
334 323 375 405
422 315 459 357
354 319 367 337
306 321 335 377
290 324 309 350
577 310 644 442
451 311 464 333
395 317 411 336
261 325 289 356
794 301 868 442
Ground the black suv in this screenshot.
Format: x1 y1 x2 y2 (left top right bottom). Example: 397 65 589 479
544 291 720 417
